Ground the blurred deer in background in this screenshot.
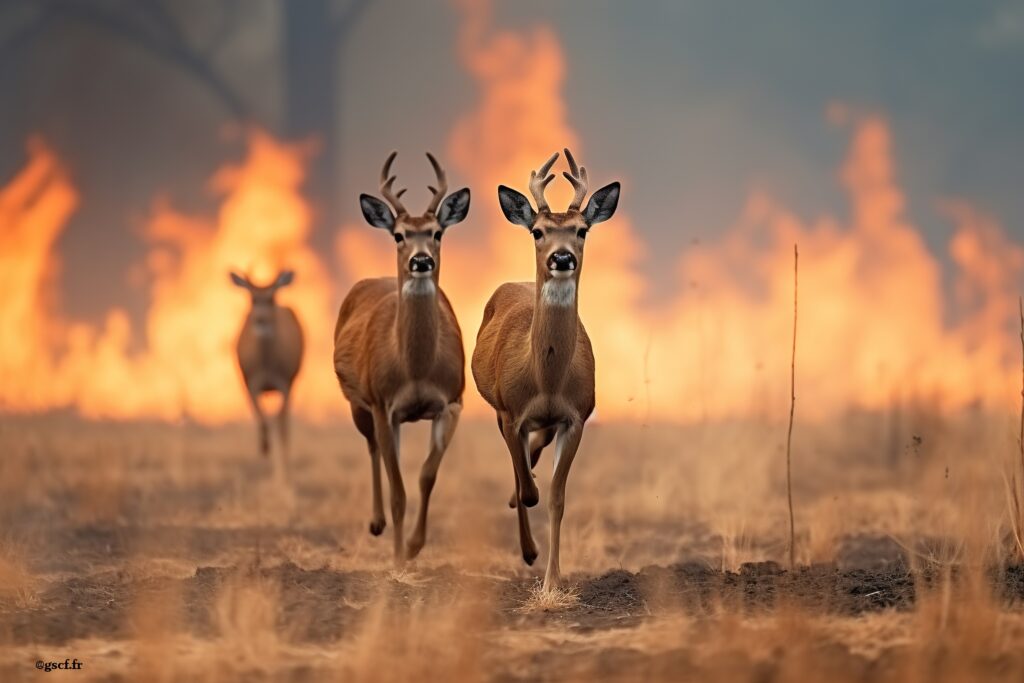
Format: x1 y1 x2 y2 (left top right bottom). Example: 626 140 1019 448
334 152 470 562
230 270 304 478
472 149 619 591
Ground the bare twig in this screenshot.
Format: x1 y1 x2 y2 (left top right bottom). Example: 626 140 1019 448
786 244 798 569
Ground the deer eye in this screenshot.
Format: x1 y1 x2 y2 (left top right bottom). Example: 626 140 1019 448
531 229 543 240
393 233 405 243
577 228 589 239
433 231 443 241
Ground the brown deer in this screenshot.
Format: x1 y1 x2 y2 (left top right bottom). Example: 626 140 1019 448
472 149 619 590
230 270 304 476
334 152 470 562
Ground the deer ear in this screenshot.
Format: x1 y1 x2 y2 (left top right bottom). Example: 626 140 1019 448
229 272 251 289
360 193 395 231
497 185 535 228
582 182 620 226
437 188 470 228
274 270 295 289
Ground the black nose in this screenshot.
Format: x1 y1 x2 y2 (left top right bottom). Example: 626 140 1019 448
547 251 577 271
409 254 435 273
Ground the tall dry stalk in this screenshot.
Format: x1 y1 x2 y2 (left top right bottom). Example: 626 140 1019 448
787 244 798 568
1007 296 1024 561
1019 295 1023 491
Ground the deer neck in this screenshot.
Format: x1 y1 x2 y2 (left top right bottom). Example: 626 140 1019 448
396 274 440 379
530 274 579 393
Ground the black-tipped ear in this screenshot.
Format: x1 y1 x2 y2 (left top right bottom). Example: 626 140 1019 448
229 272 250 289
437 188 470 228
274 270 295 289
497 185 536 228
582 181 620 226
360 193 395 231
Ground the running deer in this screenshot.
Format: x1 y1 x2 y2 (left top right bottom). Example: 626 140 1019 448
334 152 470 561
472 150 620 590
230 270 304 476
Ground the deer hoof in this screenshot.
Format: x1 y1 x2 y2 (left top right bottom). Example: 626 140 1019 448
522 546 538 566
369 519 386 536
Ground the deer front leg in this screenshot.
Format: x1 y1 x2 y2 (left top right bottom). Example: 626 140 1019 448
508 427 556 508
513 470 539 565
373 407 405 562
275 387 292 483
544 421 583 591
407 402 461 559
500 415 539 565
245 381 270 457
352 406 386 536
501 417 539 507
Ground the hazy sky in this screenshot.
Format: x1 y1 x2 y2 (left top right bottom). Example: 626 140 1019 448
2 0 1023 321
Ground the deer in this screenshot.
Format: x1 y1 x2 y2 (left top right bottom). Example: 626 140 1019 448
472 149 620 591
334 151 470 562
230 270 305 478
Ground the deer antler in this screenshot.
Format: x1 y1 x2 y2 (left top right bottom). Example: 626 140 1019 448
563 148 589 211
529 152 560 213
424 152 448 216
380 151 409 217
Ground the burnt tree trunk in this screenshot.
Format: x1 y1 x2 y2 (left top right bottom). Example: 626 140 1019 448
283 0 368 238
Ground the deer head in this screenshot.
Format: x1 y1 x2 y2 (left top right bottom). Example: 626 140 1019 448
497 149 619 295
230 270 294 336
359 152 470 291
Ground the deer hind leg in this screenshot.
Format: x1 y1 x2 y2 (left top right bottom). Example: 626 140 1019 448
407 402 461 559
373 407 405 562
508 427 556 508
353 405 386 536
544 421 583 592
499 414 539 565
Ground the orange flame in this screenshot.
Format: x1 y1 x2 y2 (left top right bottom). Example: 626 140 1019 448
1 2 1022 424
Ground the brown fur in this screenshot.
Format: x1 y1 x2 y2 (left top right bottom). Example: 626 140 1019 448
334 277 465 417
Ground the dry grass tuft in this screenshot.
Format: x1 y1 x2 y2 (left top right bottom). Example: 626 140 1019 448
212 572 283 668
0 546 38 609
516 581 581 613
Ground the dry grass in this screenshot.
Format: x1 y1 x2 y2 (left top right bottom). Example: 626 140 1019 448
0 544 38 610
0 412 1022 681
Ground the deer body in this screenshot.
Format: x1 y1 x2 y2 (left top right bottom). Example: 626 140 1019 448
238 306 303 394
334 152 470 561
334 277 464 425
472 150 619 590
231 270 304 472
473 281 595 429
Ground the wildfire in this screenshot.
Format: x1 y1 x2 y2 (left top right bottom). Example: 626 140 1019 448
0 131 338 423
1 1 1021 425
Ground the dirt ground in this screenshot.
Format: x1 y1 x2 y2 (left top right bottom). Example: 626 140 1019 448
2 414 1024 681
